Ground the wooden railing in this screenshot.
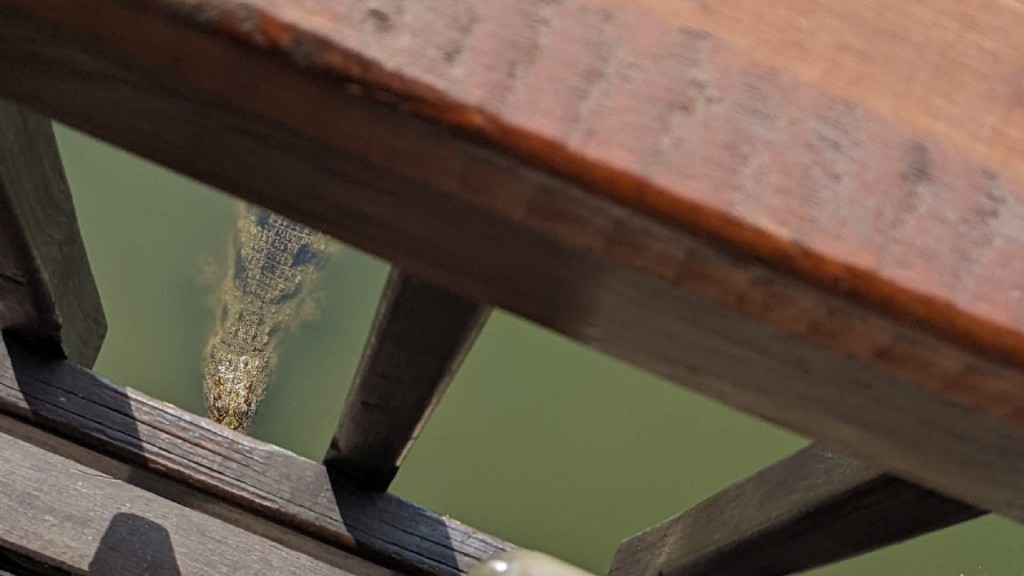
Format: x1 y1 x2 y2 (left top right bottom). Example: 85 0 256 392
0 0 1021 574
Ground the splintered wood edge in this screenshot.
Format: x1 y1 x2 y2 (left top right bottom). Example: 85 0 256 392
0 99 105 367
0 335 514 576
609 444 983 576
5 1 1024 523
326 268 489 490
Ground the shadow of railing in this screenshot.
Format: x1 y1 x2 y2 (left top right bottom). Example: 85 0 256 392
89 513 181 576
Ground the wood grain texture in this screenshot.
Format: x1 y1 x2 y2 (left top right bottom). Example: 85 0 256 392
0 98 105 367
609 445 983 576
326 268 488 490
0 335 514 576
0 422 400 576
4 1 1024 521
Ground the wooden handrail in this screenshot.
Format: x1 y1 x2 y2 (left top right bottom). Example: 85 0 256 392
1 0 1023 528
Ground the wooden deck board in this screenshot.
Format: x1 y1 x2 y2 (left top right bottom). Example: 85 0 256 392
2 0 1024 522
0 99 104 367
0 419 398 576
0 334 514 576
326 268 488 490
609 445 983 576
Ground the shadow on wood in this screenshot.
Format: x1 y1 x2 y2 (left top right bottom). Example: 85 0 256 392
89 514 181 576
0 416 391 576
0 549 69 576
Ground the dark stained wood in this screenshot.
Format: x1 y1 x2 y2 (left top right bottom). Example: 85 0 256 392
609 445 983 576
0 98 105 367
0 334 514 576
0 421 402 576
326 268 488 490
0 549 69 576
5 0 1024 521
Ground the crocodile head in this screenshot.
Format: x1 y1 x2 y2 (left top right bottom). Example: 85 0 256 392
203 350 270 433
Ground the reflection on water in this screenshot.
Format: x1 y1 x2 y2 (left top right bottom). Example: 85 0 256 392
55 125 1024 575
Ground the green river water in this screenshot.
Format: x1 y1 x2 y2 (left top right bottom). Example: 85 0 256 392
55 125 1023 575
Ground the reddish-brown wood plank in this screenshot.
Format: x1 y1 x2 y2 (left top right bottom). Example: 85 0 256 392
326 268 488 490
0 99 105 367
4 0 1024 522
0 334 514 576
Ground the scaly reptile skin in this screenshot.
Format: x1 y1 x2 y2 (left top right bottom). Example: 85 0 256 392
202 205 333 432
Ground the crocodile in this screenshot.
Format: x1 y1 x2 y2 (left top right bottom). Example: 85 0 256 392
202 204 334 432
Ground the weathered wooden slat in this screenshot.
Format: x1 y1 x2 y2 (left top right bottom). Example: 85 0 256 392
609 445 983 576
326 268 488 490
0 98 104 367
5 1 1024 522
0 420 399 576
0 413 411 576
0 334 514 576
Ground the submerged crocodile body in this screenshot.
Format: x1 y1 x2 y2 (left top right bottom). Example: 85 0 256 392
202 205 334 432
